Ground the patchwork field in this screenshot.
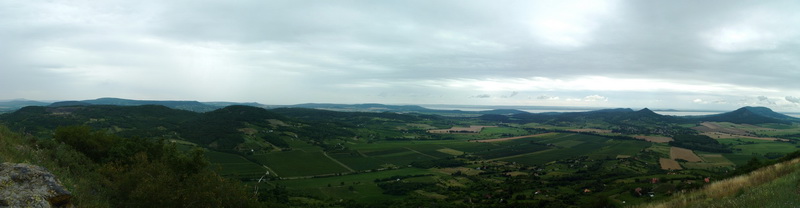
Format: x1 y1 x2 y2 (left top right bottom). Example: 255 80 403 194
500 134 650 165
681 154 735 170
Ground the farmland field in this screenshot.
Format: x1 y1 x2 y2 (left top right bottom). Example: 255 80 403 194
471 132 556 143
253 151 350 177
681 154 735 170
660 158 682 170
205 150 265 177
719 138 799 158
501 134 618 165
268 168 442 202
634 135 673 143
427 125 496 133
670 147 703 162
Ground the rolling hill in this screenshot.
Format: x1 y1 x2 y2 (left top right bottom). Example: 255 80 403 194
694 106 799 124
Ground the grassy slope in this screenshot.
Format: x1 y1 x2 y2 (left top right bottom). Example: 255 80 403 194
639 158 800 208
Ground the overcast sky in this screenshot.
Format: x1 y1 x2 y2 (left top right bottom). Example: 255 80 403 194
2 0 800 111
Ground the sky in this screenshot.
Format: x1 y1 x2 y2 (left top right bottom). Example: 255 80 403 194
2 0 800 111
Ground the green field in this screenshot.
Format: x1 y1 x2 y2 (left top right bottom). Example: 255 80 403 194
205 150 266 177
286 138 323 152
253 151 350 177
714 138 799 165
479 127 529 136
501 134 622 165
268 168 442 202
586 139 651 159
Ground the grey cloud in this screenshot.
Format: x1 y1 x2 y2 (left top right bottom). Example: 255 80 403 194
473 94 491 99
1 1 799 110
536 95 558 100
787 96 800 103
757 96 776 105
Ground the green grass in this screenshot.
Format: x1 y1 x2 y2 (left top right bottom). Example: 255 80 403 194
702 167 800 207
253 151 350 177
642 159 800 208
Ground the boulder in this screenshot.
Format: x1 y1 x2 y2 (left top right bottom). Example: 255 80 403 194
0 163 72 208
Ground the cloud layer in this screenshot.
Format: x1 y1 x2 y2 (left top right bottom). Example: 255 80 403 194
1 0 799 111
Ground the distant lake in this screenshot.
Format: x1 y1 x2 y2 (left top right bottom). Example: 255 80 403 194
785 113 800 118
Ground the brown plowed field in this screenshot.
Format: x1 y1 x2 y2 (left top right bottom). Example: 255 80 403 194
700 132 786 141
659 158 682 170
567 129 612 133
670 147 703 162
633 135 673 143
428 125 496 134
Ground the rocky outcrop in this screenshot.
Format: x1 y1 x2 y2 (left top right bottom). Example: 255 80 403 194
0 163 72 208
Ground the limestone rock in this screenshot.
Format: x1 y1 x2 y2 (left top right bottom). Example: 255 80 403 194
0 163 72 208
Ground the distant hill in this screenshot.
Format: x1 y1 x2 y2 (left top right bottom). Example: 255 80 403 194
72 98 219 112
695 106 798 124
0 105 292 150
0 99 50 113
36 98 270 112
288 103 529 115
